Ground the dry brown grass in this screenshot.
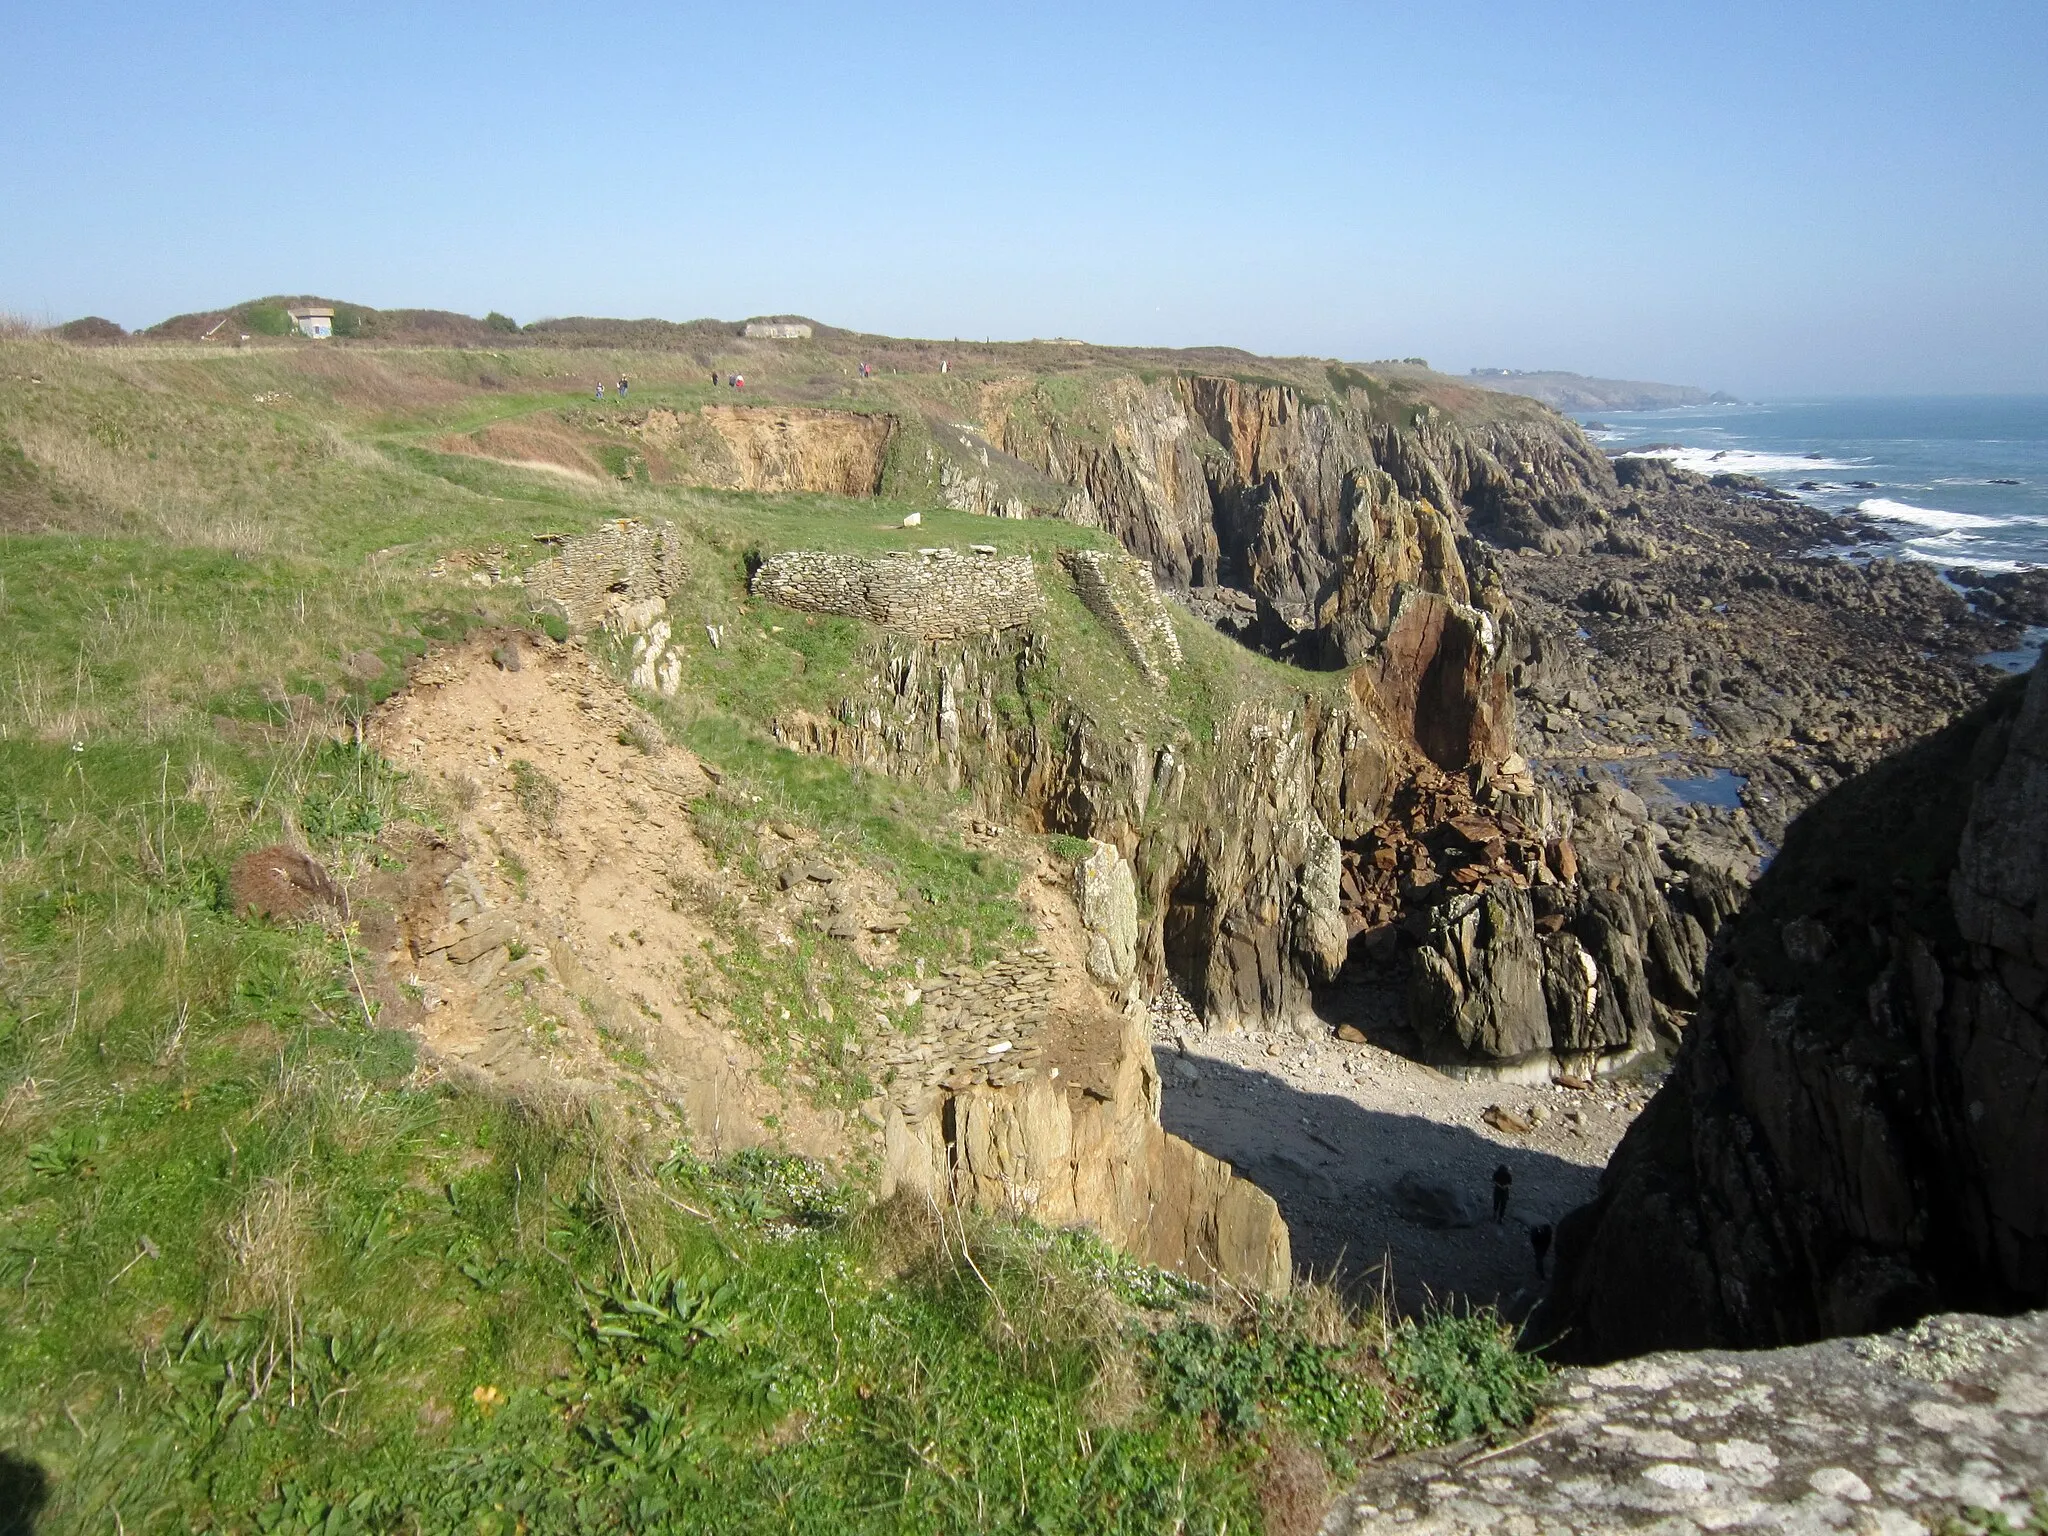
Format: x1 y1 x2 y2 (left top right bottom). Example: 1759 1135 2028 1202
1254 1428 1335 1536
220 1174 309 1320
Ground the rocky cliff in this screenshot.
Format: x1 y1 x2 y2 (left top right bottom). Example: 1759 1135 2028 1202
988 374 1613 765
763 626 1402 1033
1535 659 2048 1363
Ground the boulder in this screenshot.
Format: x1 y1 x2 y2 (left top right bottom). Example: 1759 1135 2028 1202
1325 1310 2048 1535
1076 840 1139 987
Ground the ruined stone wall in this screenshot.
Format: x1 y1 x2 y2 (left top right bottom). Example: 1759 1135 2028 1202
523 519 686 630
750 548 1044 640
1060 547 1184 687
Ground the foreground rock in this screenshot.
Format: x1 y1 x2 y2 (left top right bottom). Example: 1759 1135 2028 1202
1535 659 2048 1363
1324 1310 2048 1535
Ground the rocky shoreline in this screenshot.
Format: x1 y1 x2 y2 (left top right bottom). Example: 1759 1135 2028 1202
1494 455 2017 859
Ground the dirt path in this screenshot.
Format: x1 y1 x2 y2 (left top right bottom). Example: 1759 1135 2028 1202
1149 987 1655 1318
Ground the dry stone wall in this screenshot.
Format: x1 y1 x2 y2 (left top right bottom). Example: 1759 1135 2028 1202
873 952 1059 1110
1060 546 1184 685
523 519 686 631
750 548 1044 639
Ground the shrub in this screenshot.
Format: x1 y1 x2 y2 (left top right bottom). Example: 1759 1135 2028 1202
485 311 519 333
241 304 291 337
1147 1314 1382 1456
1386 1309 1547 1446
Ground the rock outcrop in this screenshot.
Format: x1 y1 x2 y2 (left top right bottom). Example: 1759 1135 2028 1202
1536 660 2048 1363
1323 1310 2048 1536
990 373 1610 759
628 405 896 496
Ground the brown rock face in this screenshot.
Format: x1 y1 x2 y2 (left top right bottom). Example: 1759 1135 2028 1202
1363 589 1512 771
880 1012 1291 1293
991 374 1610 773
693 405 895 496
1536 661 2048 1363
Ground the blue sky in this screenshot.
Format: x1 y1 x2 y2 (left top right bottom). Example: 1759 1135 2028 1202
3 1 2043 394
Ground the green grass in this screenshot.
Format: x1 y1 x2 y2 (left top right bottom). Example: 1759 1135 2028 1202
0 335 1546 1531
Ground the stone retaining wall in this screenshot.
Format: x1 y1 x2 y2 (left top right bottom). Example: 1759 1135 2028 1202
524 519 686 631
874 952 1059 1113
1060 547 1184 685
750 548 1044 639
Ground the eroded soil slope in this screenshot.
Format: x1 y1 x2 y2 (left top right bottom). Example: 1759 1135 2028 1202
362 632 849 1158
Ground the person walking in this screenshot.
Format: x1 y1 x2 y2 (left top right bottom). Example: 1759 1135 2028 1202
1492 1164 1513 1224
618 376 629 399
711 371 720 386
594 381 605 401
733 374 744 391
1530 1223 1554 1278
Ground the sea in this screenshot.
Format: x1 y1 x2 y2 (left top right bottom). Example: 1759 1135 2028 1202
1581 395 2048 577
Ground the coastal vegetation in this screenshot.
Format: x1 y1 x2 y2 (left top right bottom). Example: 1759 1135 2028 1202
0 325 1543 1533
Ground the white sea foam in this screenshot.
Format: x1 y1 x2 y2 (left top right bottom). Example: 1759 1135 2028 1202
1898 546 2026 574
1618 446 1862 476
1856 497 2004 532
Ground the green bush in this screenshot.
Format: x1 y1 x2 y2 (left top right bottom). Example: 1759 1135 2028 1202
485 311 519 333
1147 1313 1383 1458
1387 1309 1547 1446
241 304 290 336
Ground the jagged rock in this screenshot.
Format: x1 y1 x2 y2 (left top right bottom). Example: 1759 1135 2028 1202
1537 661 2048 1363
1410 882 1551 1062
1077 840 1139 987
1323 1310 2048 1536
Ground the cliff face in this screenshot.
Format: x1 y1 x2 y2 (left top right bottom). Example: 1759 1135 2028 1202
988 374 1611 768
765 630 1403 1033
1537 660 2048 1363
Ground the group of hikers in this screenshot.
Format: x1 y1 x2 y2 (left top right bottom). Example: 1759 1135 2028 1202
587 357 925 401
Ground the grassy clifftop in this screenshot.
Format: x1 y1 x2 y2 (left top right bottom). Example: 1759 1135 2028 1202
0 333 1541 1533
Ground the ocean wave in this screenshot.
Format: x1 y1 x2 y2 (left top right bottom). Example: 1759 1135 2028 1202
1898 546 2027 574
1856 497 2004 532
1619 446 1862 476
